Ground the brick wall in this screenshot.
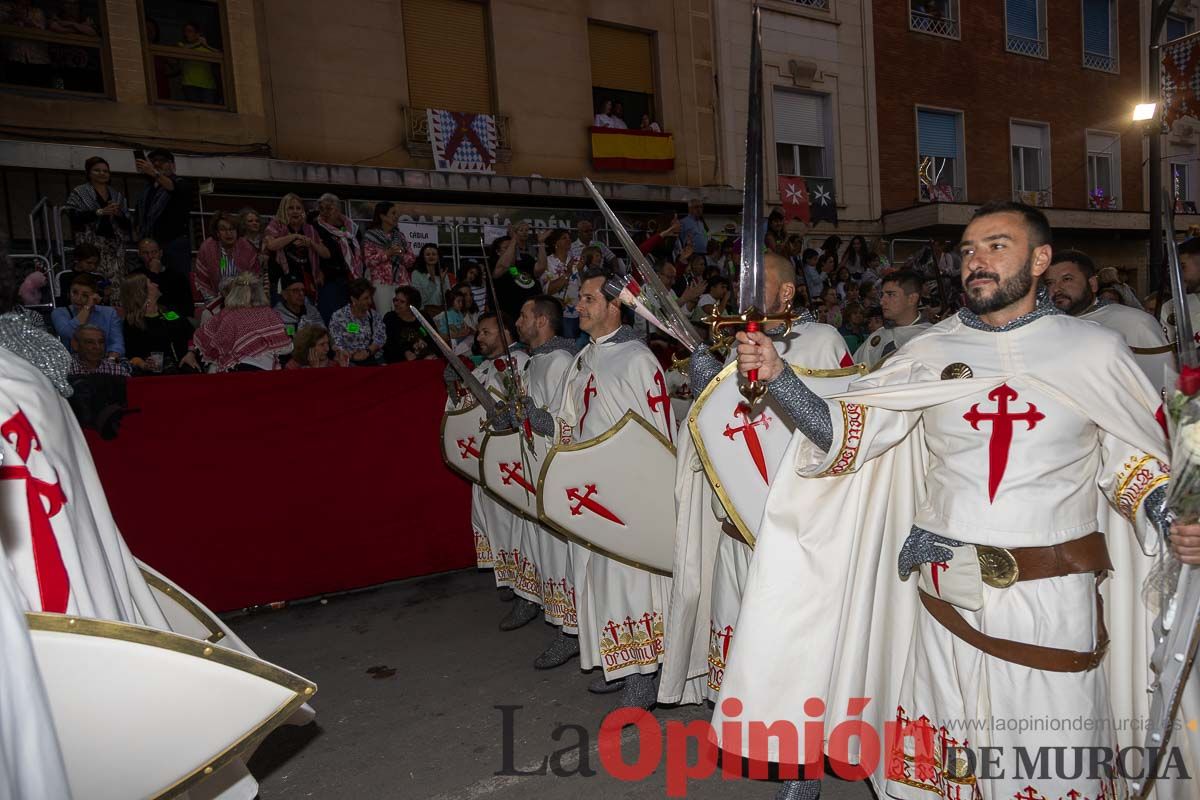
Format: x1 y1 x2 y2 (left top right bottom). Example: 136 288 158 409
873 0 1144 214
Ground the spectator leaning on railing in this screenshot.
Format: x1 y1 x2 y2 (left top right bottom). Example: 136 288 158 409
285 325 347 369
51 272 124 358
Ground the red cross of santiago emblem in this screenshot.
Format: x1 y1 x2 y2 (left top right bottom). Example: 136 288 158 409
962 383 1044 503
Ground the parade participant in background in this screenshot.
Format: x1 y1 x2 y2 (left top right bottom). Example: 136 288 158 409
1159 237 1200 347
499 295 579 638
720 202 1182 800
1046 249 1167 350
853 270 932 368
448 314 529 602
660 251 851 708
535 265 675 709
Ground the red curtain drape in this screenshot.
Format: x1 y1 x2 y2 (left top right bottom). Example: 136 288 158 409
85 361 473 612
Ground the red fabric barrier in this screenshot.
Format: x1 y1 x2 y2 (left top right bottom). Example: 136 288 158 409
84 361 473 612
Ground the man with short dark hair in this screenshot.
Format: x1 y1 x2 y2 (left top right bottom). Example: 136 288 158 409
854 269 931 367
273 274 323 336
536 265 676 708
506 296 581 651
133 148 195 275
51 273 124 357
128 237 193 316
1045 251 1167 381
1157 236 1200 348
720 201 1192 800
69 324 130 376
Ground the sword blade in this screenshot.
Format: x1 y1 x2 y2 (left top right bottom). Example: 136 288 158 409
1164 189 1198 367
739 5 766 315
411 305 497 413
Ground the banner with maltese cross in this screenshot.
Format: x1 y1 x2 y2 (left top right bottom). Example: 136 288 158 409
778 176 838 226
427 109 498 174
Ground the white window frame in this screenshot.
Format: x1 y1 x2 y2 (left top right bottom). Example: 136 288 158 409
1080 0 1118 73
915 105 967 203
1009 119 1051 205
1170 147 1197 208
1165 13 1194 43
1085 129 1121 209
1005 0 1048 59
909 0 960 40
773 89 834 185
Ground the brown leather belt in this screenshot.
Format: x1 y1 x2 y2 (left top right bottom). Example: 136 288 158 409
919 532 1112 673
721 521 750 546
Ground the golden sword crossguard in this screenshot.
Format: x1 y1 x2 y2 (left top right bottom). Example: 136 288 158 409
702 307 798 403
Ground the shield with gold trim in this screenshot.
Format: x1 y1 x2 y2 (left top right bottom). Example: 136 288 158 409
480 429 553 521
441 395 500 484
689 360 867 546
27 612 316 800
537 410 676 574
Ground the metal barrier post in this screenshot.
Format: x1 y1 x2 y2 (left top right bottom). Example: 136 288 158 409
27 197 47 258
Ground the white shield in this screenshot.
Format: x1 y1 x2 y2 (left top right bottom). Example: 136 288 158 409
27 612 316 800
441 403 490 484
537 411 676 574
689 361 867 545
480 429 553 521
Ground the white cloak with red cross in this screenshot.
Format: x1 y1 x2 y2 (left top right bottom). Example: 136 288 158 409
0 347 310 800
711 312 1194 800
449 352 530 586
510 345 576 624
659 320 850 706
553 326 676 680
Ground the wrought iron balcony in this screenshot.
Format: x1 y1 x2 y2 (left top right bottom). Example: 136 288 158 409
1014 189 1051 208
783 0 829 9
1083 50 1117 73
910 9 959 38
1007 34 1048 58
920 182 964 202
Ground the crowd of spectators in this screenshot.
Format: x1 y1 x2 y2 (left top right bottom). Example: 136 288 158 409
14 151 1164 385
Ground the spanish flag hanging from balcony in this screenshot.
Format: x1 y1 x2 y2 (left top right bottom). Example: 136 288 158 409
590 127 675 172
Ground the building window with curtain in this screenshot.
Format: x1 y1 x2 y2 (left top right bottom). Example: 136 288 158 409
917 108 964 202
1 0 109 95
588 22 656 131
774 89 831 183
1005 0 1047 58
1166 14 1192 43
403 0 494 114
1011 121 1050 206
1086 131 1119 209
1082 0 1116 72
140 0 231 107
909 0 959 39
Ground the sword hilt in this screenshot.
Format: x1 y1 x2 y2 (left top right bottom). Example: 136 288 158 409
703 308 794 403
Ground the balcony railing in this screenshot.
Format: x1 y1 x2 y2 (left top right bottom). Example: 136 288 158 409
783 0 830 9
1007 34 1048 58
1083 50 1117 73
920 183 964 202
910 9 959 38
402 106 512 163
1014 189 1051 208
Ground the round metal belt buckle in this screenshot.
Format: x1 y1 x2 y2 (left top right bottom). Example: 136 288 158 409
977 545 1019 588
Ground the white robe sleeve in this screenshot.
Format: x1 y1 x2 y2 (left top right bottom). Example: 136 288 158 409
793 349 926 478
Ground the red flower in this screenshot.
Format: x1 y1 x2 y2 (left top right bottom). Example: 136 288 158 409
494 358 508 372
1180 365 1200 396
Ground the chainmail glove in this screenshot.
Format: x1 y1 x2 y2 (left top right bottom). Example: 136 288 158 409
486 402 515 432
1145 485 1174 543
897 526 964 581
526 407 555 437
764 367 834 453
688 345 723 397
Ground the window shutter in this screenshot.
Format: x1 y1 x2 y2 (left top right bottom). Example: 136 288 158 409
1006 0 1039 40
1087 131 1117 154
918 110 959 158
588 23 655 94
1083 0 1111 55
773 90 825 148
403 0 493 113
1011 123 1045 150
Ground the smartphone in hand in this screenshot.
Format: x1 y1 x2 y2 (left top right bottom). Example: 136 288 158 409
133 148 147 163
